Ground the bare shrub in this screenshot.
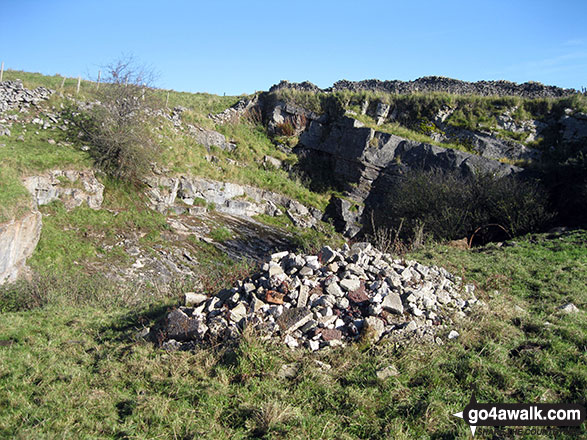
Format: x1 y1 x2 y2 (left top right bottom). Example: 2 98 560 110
67 56 161 183
377 168 553 243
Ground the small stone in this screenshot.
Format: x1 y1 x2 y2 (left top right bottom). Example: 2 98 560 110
308 340 320 351
340 278 361 292
404 321 417 332
277 363 299 379
266 290 285 304
135 327 151 341
284 334 299 348
268 262 284 277
314 360 331 370
230 302 248 322
184 292 208 307
348 288 369 304
319 246 336 264
277 307 313 334
250 294 266 312
243 282 256 294
382 291 404 314
297 285 309 308
320 328 342 341
448 330 460 339
362 316 385 342
166 309 208 341
299 266 314 276
326 262 339 273
325 282 344 297
335 297 349 310
558 302 580 314
376 365 399 380
271 250 289 261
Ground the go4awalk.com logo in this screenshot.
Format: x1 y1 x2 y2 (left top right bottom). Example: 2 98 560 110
453 394 586 436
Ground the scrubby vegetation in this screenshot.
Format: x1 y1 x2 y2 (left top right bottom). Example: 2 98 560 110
372 169 554 245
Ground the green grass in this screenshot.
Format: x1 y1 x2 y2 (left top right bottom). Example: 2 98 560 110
159 120 330 210
29 179 170 276
210 226 233 242
0 165 32 223
353 114 475 153
0 231 584 438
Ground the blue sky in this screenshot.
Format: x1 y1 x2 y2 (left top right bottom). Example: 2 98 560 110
1 0 586 95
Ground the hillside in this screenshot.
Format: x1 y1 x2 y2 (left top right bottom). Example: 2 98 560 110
0 70 585 439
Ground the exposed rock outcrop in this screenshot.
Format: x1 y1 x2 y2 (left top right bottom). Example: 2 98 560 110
296 116 521 236
144 175 322 228
0 211 42 284
23 169 104 210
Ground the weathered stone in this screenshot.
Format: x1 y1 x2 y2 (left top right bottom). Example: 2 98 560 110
277 307 313 334
325 281 344 297
362 316 385 342
277 363 299 379
297 285 309 308
558 302 580 314
184 292 208 307
335 297 350 310
319 246 336 264
320 328 342 341
230 302 248 322
266 290 285 304
376 365 399 380
166 309 208 341
340 278 361 292
0 210 42 284
348 286 369 304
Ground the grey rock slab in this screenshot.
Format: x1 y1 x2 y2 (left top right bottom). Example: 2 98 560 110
381 291 404 314
325 281 344 297
277 307 313 334
166 309 208 341
184 292 208 307
340 278 361 292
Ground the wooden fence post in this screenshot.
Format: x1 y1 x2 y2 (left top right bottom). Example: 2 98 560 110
76 76 81 95
166 91 169 108
60 76 66 90
96 70 101 90
0 62 4 82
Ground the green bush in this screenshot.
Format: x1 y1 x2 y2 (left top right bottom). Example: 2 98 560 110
376 169 553 243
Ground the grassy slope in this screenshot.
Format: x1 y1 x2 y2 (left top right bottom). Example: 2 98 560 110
0 231 585 439
1 71 585 439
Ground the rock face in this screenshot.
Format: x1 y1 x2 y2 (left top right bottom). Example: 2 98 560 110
23 170 104 210
560 112 587 145
0 211 42 284
157 243 481 351
296 116 521 236
144 175 322 228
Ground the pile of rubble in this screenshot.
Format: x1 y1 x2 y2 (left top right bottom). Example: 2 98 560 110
158 242 482 351
0 80 53 113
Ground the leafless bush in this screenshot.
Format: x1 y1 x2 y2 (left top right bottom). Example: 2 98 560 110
67 56 161 183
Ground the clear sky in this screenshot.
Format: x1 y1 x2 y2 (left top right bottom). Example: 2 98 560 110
1 0 586 95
